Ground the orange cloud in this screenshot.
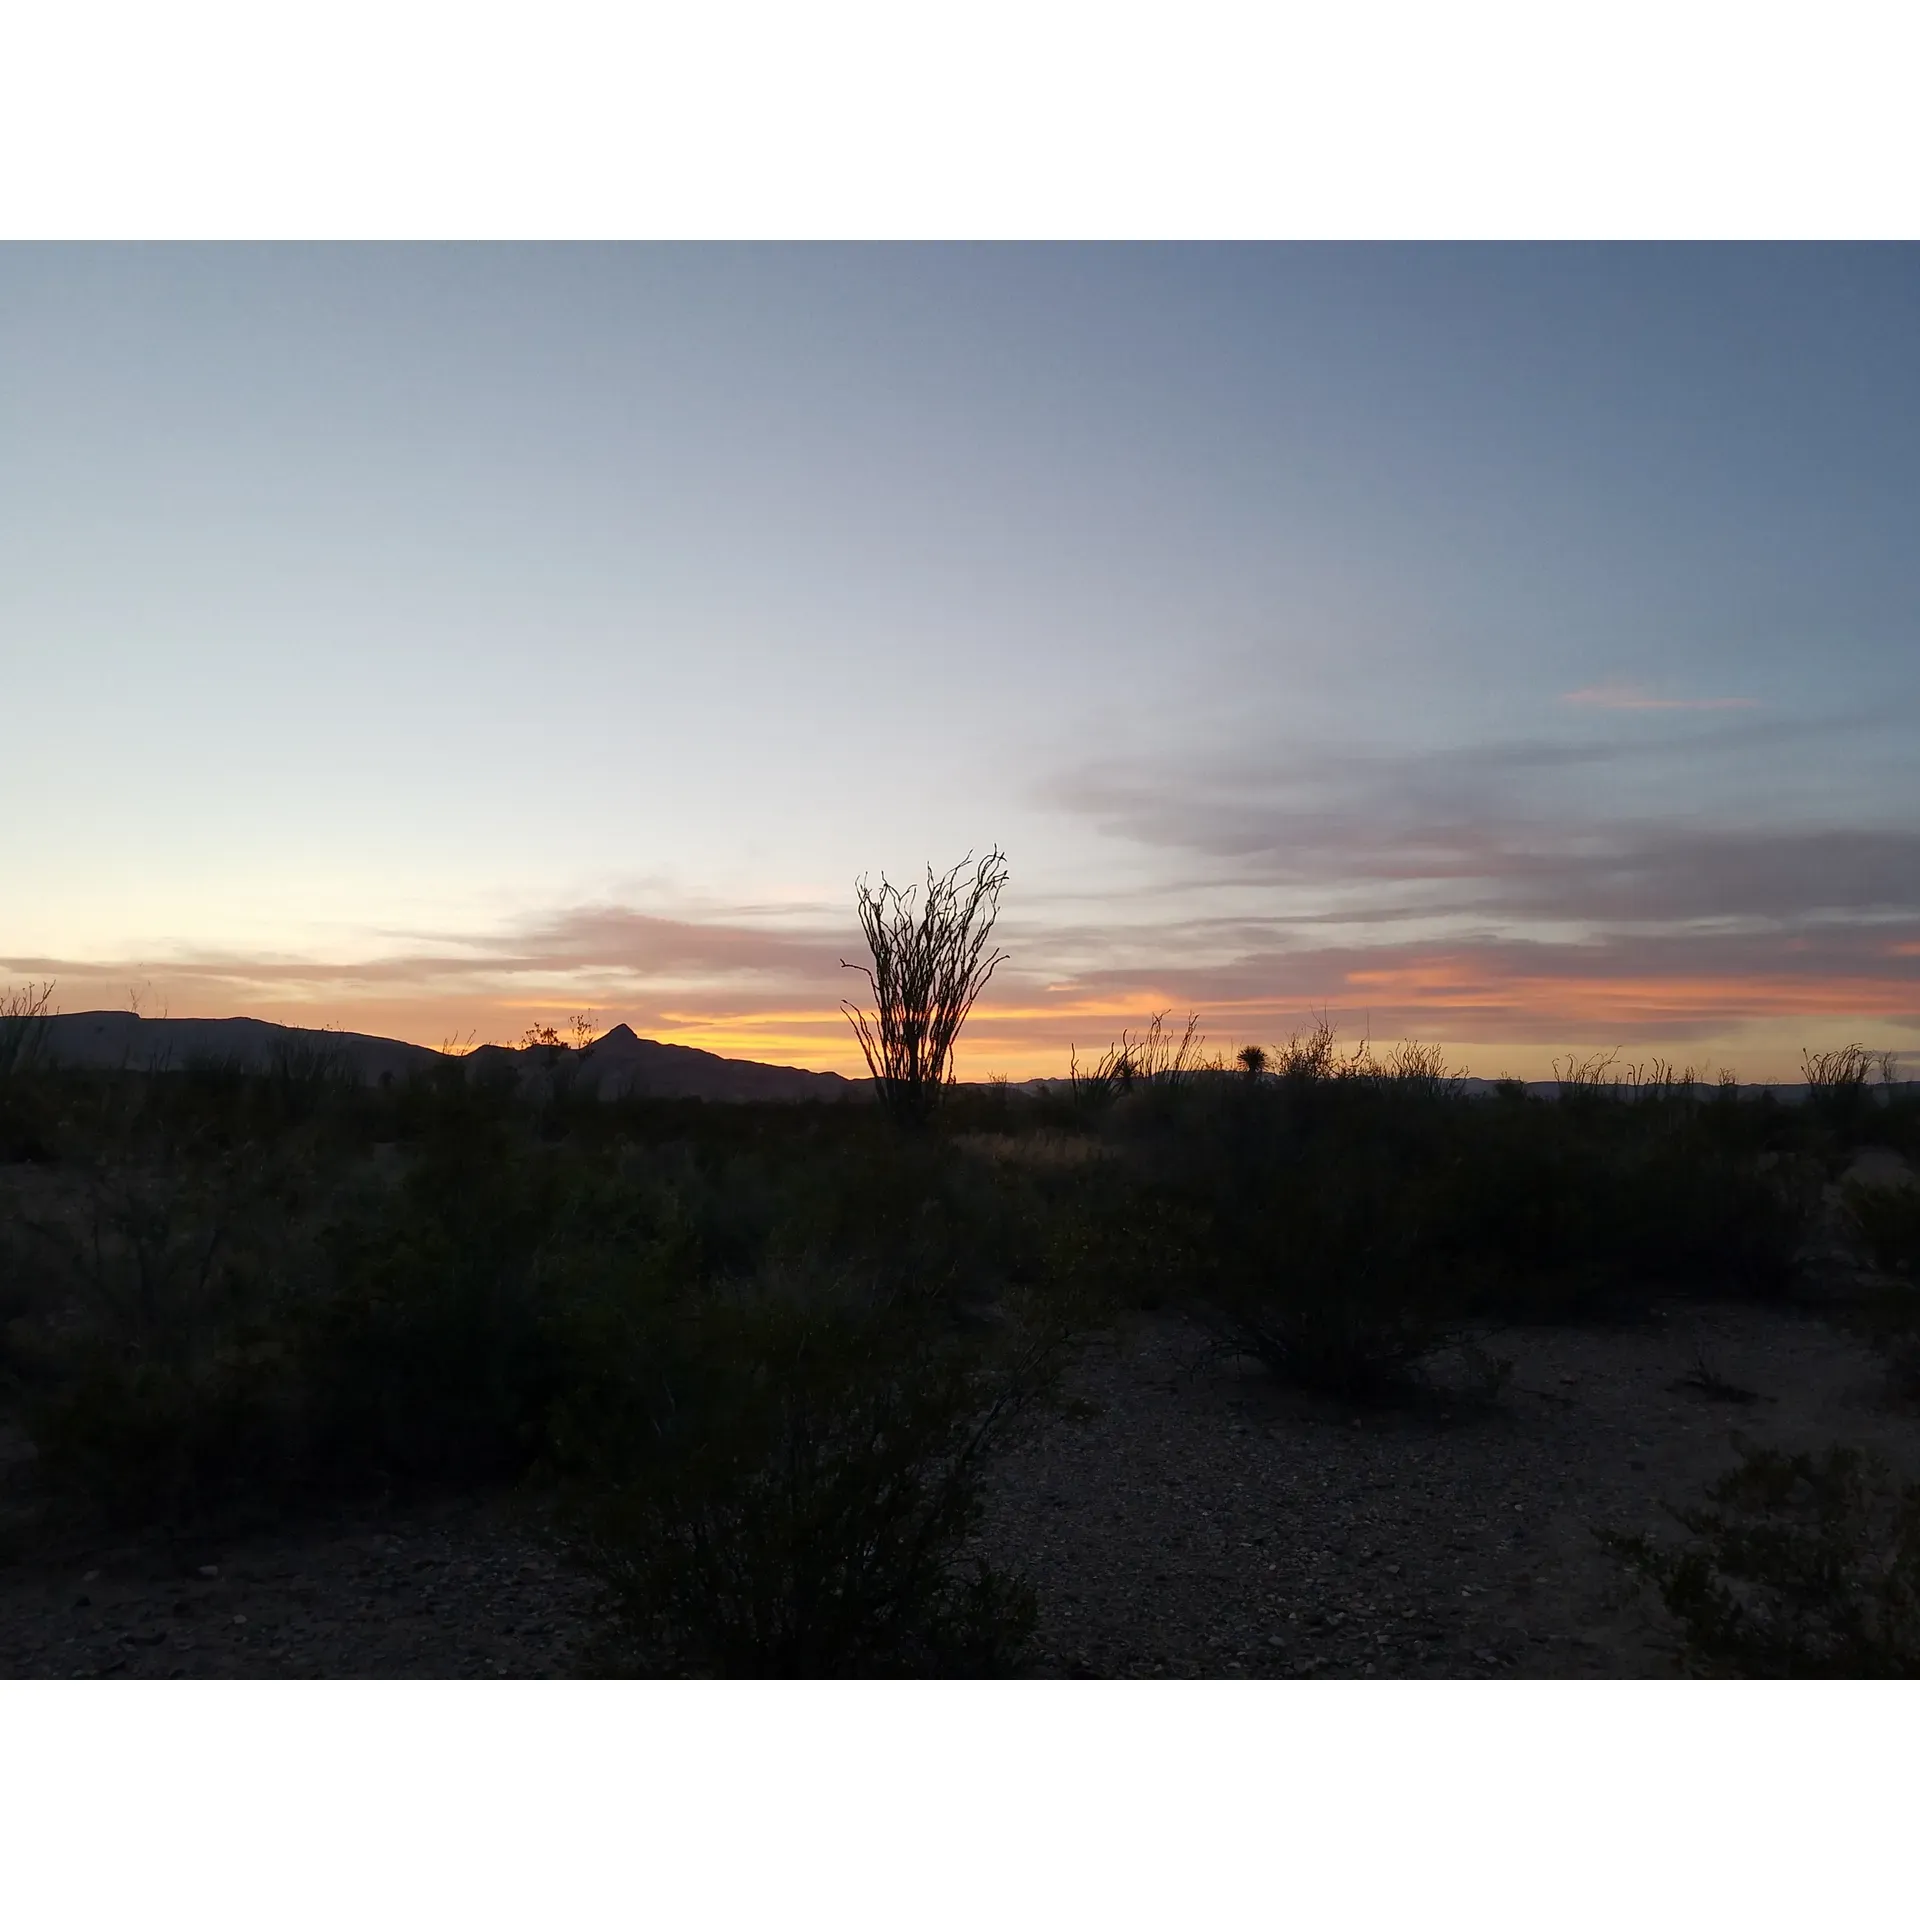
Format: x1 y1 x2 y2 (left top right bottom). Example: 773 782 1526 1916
1342 960 1919 1023
10 908 1918 1086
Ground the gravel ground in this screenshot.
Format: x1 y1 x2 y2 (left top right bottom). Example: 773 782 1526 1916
2 1296 1913 1681
0 1494 601 1681
980 1297 1920 1679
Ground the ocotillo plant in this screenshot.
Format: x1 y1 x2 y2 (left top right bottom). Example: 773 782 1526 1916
842 849 1009 1124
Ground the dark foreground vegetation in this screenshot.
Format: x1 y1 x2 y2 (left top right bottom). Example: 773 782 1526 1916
2 1005 1918 1676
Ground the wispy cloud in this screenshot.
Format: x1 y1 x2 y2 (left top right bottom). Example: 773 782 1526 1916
1033 925 1920 1040
1561 682 1758 711
10 902 1919 1077
10 726 1918 1078
1048 739 1920 931
0 907 867 1063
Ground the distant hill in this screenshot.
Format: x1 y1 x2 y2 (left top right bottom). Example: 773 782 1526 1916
467 1024 859 1103
30 1012 858 1104
32 1012 438 1084
24 1013 1823 1104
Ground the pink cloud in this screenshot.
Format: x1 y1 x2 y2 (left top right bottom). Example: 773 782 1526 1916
1561 683 1758 712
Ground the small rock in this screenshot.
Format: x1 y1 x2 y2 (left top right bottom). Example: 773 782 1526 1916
82 1570 100 1584
232 1614 248 1626
197 1566 219 1580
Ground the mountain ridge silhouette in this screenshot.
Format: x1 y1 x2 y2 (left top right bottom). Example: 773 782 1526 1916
30 1011 858 1103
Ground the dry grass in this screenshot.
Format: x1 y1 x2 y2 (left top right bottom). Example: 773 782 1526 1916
955 1131 1119 1168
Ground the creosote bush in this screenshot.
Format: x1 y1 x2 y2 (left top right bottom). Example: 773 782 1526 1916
1845 1181 1920 1277
557 1282 1051 1676
3 1126 310 1521
1193 1109 1457 1401
1605 1440 1920 1677
0 1062 1080 1556
0 980 56 1078
1049 1015 1822 1399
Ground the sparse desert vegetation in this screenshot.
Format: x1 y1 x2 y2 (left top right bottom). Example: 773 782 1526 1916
1 956 1918 1677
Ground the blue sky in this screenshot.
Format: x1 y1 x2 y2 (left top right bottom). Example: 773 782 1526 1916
3 244 1916 1076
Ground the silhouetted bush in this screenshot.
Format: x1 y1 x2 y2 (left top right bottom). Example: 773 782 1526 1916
1202 1133 1454 1400
1845 1182 1920 1277
17 1342 297 1525
0 1035 1846 1548
558 1281 1048 1676
0 981 55 1078
1441 1105 1814 1316
1802 1044 1891 1143
842 851 1009 1125
1039 1041 1822 1399
301 1145 567 1486
0 1058 1086 1550
1605 1440 1920 1677
6 1162 306 1523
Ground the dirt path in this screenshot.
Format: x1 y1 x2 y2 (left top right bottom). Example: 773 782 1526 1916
2 1298 1912 1679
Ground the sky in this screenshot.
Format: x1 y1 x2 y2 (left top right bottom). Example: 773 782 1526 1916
2 243 1917 1081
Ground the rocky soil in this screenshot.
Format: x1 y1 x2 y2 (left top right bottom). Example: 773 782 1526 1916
3 1295 1915 1681
980 1297 1920 1678
0 1488 601 1681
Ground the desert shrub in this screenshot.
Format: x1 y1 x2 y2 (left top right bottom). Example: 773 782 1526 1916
17 1341 297 1524
1849 1261 1920 1407
3 1140 307 1521
1066 1040 1134 1113
1132 1079 1460 1398
1605 1440 1920 1677
0 1015 1854 1557
0 981 55 1078
300 1129 574 1485
2 1074 726 1517
1594 1127 1811 1301
558 1280 1047 1676
1277 1016 1344 1084
1802 1044 1900 1153
0 1077 56 1164
1107 1063 1815 1357
0 983 59 1162
1067 1011 1221 1116
1845 1181 1920 1277
1042 1171 1196 1313
1435 1097 1812 1317
1206 1150 1454 1401
257 1030 362 1125
1428 1107 1618 1316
